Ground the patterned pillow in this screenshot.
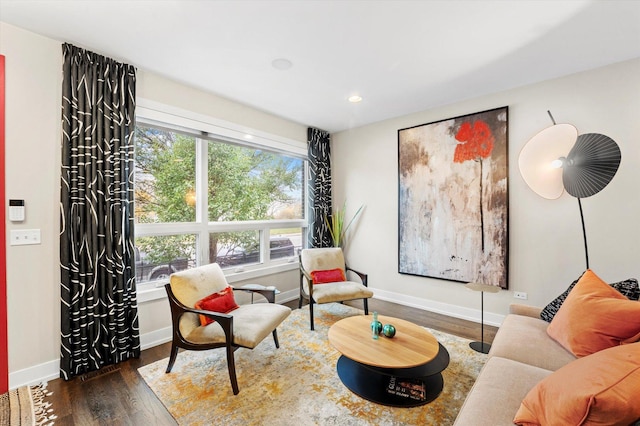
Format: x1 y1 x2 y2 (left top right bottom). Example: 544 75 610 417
540 274 583 323
612 278 640 301
540 273 639 323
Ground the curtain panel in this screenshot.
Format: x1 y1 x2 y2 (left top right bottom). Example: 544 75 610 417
60 43 140 379
307 127 333 248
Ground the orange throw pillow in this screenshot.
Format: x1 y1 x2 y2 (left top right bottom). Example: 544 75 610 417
194 286 239 326
547 269 640 357
514 342 640 426
310 268 346 284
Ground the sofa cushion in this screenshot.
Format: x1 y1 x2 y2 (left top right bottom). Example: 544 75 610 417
547 269 640 357
540 273 639 322
488 313 576 371
514 343 640 426
453 356 552 426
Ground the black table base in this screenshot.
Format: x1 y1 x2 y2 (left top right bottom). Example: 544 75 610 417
335 343 449 407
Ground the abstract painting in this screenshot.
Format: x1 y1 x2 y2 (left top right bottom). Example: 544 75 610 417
398 107 508 289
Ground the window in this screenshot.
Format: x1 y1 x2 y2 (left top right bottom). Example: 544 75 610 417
133 107 307 290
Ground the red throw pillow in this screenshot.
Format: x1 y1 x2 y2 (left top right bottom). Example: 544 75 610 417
194 286 239 326
310 268 346 284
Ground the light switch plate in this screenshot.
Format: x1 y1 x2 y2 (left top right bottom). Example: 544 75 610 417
10 229 41 246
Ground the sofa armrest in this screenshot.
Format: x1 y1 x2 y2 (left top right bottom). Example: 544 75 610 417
509 303 542 319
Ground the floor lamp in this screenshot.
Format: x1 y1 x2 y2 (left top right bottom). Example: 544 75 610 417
465 282 500 354
518 111 621 269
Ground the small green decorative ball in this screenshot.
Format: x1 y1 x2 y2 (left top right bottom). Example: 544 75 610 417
371 320 383 334
382 324 396 338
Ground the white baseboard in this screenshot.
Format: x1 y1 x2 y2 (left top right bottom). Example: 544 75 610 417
370 287 504 328
9 359 59 390
140 326 172 350
8 327 174 390
9 286 500 390
275 288 300 305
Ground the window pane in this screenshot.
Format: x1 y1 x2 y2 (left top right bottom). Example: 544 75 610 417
207 141 303 222
135 235 196 283
211 230 301 269
270 228 302 259
134 126 196 223
210 231 261 269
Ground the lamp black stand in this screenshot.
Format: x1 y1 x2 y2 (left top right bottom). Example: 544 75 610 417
577 198 589 269
562 131 621 270
465 282 500 354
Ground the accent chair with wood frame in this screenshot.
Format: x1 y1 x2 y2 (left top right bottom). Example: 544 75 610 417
165 263 291 395
299 247 373 330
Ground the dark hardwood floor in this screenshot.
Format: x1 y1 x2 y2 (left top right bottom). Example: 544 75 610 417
46 299 497 425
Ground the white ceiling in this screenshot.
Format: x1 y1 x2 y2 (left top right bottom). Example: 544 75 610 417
1 0 639 133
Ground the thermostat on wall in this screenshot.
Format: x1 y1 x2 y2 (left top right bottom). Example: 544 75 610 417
9 199 25 222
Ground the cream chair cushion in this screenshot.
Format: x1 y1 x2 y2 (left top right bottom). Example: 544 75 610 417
170 263 291 348
185 303 291 348
309 281 373 304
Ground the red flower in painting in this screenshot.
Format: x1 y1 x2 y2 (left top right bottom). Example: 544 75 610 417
453 119 496 253
453 120 495 163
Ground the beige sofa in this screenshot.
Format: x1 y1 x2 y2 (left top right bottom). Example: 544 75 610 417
454 303 577 425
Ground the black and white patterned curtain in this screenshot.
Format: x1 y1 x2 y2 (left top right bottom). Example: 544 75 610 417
307 127 333 248
60 43 140 380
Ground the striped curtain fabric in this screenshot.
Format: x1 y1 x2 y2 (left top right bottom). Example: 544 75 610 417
307 127 333 248
59 44 140 379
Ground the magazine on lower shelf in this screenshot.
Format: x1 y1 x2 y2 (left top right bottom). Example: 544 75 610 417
386 376 426 401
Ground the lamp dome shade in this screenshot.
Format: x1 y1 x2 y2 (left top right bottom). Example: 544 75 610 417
563 133 621 198
518 124 578 199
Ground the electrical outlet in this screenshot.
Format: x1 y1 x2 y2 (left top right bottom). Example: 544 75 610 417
514 291 528 300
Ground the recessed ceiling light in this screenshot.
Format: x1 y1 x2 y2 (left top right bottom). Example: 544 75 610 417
272 58 293 70
348 95 363 103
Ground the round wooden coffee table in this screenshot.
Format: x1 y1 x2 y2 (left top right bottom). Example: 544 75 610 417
328 314 449 407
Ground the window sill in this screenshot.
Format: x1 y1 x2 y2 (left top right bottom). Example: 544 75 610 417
136 260 299 304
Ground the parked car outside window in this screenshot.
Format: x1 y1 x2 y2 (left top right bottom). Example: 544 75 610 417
216 237 295 268
135 247 189 283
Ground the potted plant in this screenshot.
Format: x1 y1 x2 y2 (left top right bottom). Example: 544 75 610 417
325 202 363 248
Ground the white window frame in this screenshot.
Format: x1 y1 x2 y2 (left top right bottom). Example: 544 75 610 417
135 99 308 302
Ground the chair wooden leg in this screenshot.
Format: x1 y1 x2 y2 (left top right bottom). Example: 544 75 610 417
272 329 280 348
165 342 179 373
309 302 315 331
363 298 369 315
226 345 240 395
298 294 303 309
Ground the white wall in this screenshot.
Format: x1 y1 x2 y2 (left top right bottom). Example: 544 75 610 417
332 58 640 324
0 22 306 388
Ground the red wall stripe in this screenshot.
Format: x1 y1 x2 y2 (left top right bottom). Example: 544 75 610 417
0 54 8 393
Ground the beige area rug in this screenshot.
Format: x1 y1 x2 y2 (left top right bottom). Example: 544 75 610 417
139 303 486 425
0 383 56 425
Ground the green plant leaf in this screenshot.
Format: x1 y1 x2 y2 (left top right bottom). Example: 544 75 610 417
324 201 363 248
